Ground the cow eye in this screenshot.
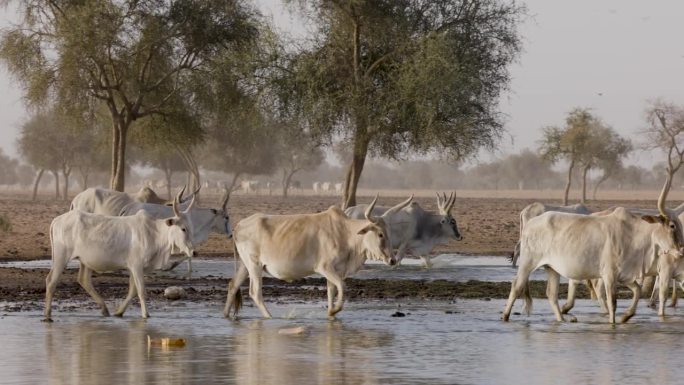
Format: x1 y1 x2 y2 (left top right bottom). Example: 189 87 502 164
182 228 187 233
670 223 676 229
379 233 384 238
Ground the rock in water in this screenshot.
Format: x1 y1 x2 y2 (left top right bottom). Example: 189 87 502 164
164 286 186 300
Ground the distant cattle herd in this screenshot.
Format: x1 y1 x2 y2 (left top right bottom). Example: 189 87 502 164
41 183 684 325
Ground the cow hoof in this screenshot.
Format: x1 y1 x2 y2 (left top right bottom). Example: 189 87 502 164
501 315 510 322
41 317 53 323
113 312 124 317
102 309 110 317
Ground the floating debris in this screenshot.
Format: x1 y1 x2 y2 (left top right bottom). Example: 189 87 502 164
278 326 308 335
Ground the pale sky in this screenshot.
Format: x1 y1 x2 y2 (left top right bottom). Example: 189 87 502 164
0 0 682 167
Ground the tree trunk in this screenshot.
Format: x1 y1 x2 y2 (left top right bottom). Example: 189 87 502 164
581 164 590 203
110 121 128 192
78 166 90 191
164 168 173 200
62 167 71 201
563 159 575 206
592 172 610 200
31 169 45 201
282 169 297 198
342 135 370 209
52 170 60 199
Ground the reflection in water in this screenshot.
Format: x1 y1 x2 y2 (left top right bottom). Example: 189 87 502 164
3 300 684 384
231 320 392 385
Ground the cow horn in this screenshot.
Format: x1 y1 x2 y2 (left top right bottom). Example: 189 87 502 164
657 176 671 218
446 192 455 213
220 187 230 212
185 192 197 212
364 194 380 224
180 185 201 204
173 188 183 217
384 194 413 217
177 185 187 203
436 193 443 211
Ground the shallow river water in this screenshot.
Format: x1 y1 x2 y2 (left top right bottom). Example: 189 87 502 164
1 299 684 385
0 254 547 282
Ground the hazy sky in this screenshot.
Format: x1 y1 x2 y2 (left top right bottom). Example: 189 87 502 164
0 0 683 167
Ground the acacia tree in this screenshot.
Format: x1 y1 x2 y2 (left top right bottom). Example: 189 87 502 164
285 0 524 208
17 111 65 199
642 100 684 209
275 122 324 197
539 108 595 205
588 129 632 201
0 0 259 191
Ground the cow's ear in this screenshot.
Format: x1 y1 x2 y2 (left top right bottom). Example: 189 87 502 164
165 218 175 227
641 215 657 224
357 225 372 235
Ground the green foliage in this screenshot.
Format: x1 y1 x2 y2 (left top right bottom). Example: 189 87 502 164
538 108 595 164
284 0 525 160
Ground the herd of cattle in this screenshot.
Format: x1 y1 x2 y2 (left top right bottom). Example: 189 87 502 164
40 185 684 324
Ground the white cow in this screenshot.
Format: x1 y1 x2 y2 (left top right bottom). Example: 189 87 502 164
345 193 462 267
241 180 260 195
321 182 332 195
70 186 194 216
117 189 232 275
510 202 592 266
224 195 394 319
44 197 195 321
502 207 683 324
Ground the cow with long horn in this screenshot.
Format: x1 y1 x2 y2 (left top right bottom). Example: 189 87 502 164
345 192 463 267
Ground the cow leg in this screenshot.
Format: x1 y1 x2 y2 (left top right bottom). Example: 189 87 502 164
658 269 672 317
114 276 137 317
621 281 641 323
420 256 433 269
223 261 248 318
77 266 110 317
561 279 578 314
590 279 609 315
669 279 678 308
247 266 271 318
44 252 69 322
324 272 346 318
649 276 659 309
602 274 616 324
186 258 192 279
503 271 531 322
326 280 337 312
641 275 656 300
130 267 149 319
546 268 564 322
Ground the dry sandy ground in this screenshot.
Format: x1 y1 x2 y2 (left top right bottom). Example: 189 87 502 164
0 190 674 310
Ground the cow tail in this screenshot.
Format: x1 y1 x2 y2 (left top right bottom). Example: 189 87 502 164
523 281 533 316
509 240 521 267
228 241 243 317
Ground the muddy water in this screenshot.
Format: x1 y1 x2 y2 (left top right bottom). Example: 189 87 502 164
1 299 683 385
0 255 546 282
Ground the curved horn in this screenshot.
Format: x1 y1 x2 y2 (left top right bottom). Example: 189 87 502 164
173 188 183 217
436 192 444 211
446 192 455 213
177 185 187 203
364 194 380 224
658 176 671 218
384 194 413 217
180 185 201 204
220 187 230 212
184 192 197 212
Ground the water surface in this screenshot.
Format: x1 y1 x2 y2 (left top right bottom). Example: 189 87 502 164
0 299 681 385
